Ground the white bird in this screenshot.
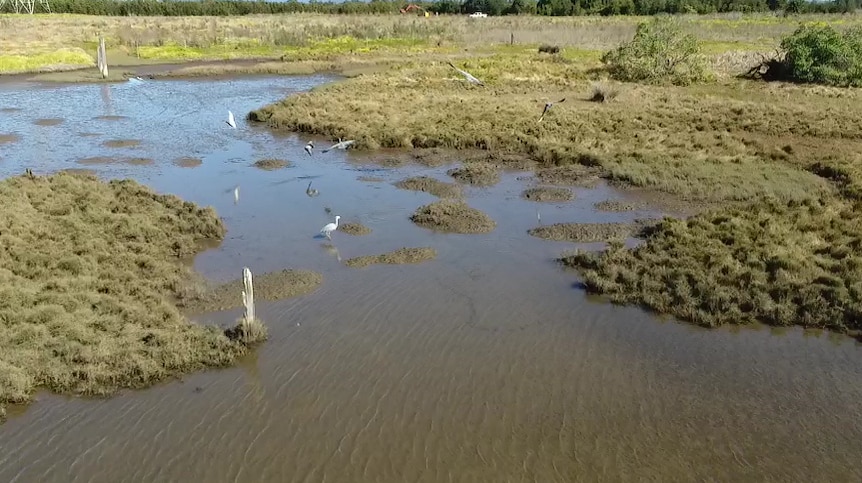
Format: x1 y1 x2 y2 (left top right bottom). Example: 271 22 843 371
320 215 340 240
321 138 356 153
447 61 485 86
304 141 314 156
226 110 236 129
538 98 566 123
234 185 240 204
306 181 319 197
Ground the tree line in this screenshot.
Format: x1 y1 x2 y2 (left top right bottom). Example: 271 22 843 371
1 0 858 17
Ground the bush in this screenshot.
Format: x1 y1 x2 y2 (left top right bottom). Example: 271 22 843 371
777 24 862 87
600 16 710 86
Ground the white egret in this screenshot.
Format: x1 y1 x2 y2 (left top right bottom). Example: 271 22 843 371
321 138 356 153
320 215 341 240
447 61 485 86
538 98 566 123
226 110 237 129
304 141 314 156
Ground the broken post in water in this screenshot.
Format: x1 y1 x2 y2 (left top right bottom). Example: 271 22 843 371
241 267 255 339
97 36 108 79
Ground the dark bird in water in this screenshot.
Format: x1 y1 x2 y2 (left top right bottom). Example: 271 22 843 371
306 181 319 197
538 98 566 123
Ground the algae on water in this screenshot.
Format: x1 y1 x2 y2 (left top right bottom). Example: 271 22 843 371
0 172 261 417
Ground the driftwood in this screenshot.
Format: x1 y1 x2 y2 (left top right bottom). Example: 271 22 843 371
96 36 108 79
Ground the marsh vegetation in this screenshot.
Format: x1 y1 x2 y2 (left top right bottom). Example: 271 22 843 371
0 172 266 417
344 247 437 268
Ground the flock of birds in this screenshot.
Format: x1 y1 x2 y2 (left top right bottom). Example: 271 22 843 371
219 60 562 240
224 109 354 240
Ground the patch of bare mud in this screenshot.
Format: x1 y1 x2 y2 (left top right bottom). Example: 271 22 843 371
179 269 323 314
339 222 372 236
0 134 20 145
528 219 660 243
358 176 384 182
78 132 101 138
522 186 573 202
93 115 129 121
0 107 22 113
59 168 98 177
174 157 203 168
103 139 142 148
535 165 602 188
395 176 462 199
253 158 291 170
411 199 496 234
33 118 64 126
593 199 646 212
76 156 154 166
411 148 457 167
345 247 437 268
447 162 500 187
464 151 536 171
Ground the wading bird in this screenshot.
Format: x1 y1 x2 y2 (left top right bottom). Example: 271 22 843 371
538 98 566 123
234 185 240 204
321 138 356 153
306 181 319 197
447 61 485 87
226 110 237 129
304 141 314 156
320 215 341 240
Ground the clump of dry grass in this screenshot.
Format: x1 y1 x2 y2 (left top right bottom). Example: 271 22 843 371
339 222 372 236
447 162 501 187
589 82 619 103
394 176 462 198
102 139 142 148
174 157 202 168
410 199 496 234
522 186 573 202
563 197 862 335
345 247 437 268
529 222 642 243
179 269 323 314
0 172 265 418
538 44 560 54
594 199 644 212
252 158 290 170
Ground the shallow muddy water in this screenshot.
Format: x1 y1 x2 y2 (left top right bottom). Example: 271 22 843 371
1 74 862 482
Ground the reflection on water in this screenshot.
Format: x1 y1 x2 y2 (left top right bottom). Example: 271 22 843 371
0 75 861 482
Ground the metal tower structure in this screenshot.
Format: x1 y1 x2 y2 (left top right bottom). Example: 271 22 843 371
0 0 52 14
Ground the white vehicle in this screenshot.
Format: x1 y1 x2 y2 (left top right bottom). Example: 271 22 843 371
468 12 488 18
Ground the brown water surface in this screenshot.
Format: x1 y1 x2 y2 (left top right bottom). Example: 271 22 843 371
0 74 860 482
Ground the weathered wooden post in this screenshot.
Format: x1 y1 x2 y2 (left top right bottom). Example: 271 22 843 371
97 36 108 79
241 267 255 337
510 32 514 45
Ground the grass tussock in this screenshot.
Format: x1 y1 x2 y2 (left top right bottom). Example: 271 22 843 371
344 247 437 268
252 158 290 170
529 222 645 243
410 199 496 234
589 82 620 103
103 139 142 148
339 222 372 236
0 134 21 145
563 198 862 335
0 172 265 417
447 162 501 187
173 157 202 168
394 176 462 198
522 186 573 202
594 199 645 212
34 118 64 127
179 269 322 314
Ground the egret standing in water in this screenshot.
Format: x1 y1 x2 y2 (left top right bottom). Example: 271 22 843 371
226 110 237 129
320 215 340 240
304 141 314 156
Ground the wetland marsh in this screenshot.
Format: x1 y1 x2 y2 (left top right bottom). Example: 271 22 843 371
1 11 862 483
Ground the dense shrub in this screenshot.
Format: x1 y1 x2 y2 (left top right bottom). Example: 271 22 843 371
600 16 710 86
777 24 862 87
